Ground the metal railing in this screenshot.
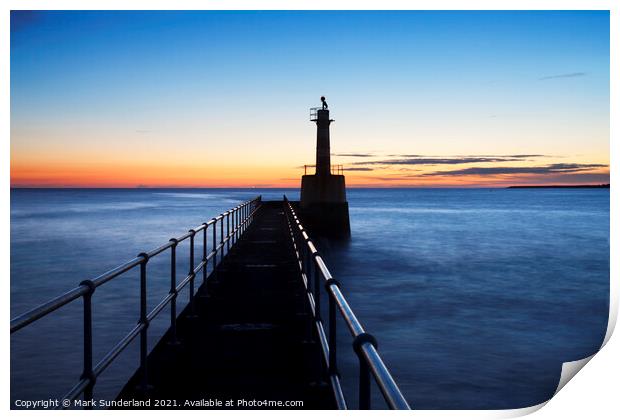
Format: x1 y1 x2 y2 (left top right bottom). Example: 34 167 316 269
332 164 344 175
310 107 321 120
10 196 262 407
303 164 344 176
283 196 410 410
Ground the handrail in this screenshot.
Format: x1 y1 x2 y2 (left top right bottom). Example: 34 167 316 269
11 196 262 407
10 285 89 333
283 196 410 410
303 163 344 176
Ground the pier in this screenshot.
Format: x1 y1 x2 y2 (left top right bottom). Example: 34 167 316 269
10 197 409 410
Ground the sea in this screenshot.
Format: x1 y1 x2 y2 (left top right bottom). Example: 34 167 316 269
10 188 609 409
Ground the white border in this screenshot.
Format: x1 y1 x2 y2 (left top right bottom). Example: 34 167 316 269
1 1 617 419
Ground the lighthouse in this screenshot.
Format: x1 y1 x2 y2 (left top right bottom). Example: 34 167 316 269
300 97 350 237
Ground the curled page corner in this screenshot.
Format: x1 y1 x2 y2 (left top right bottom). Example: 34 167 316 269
496 401 548 418
416 402 548 419
482 355 596 420
553 354 596 396
602 295 618 348
549 300 618 398
477 352 601 419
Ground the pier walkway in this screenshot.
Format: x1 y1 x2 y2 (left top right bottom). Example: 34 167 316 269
117 201 333 408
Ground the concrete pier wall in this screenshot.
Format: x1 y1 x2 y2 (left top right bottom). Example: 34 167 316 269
300 174 347 204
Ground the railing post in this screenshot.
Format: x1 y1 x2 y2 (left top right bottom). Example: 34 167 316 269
233 207 237 243
300 230 308 278
312 254 320 319
353 333 378 410
298 231 314 345
219 214 224 261
359 362 371 409
202 224 208 286
231 208 235 244
79 279 95 406
329 294 337 373
302 231 309 274
137 252 150 393
236 206 240 241
226 212 230 252
168 239 180 345
306 239 312 292
325 279 340 379
188 229 196 317
211 218 217 274
243 203 247 231
240 204 244 232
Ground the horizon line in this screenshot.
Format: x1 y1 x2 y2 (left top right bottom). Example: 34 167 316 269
10 184 611 190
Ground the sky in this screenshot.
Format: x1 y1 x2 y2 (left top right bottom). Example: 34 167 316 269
10 10 610 187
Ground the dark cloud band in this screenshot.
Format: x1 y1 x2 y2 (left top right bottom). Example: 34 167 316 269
354 156 535 166
422 163 607 176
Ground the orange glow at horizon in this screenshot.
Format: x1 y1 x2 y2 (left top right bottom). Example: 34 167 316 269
10 158 610 188
10 111 609 188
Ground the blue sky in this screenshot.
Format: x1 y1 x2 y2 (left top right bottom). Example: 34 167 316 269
11 11 609 187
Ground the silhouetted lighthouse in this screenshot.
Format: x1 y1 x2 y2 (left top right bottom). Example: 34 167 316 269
314 100 332 176
300 97 350 237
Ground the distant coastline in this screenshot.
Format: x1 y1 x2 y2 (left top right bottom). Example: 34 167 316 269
508 184 610 189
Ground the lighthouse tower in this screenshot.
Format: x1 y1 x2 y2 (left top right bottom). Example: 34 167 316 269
300 97 350 237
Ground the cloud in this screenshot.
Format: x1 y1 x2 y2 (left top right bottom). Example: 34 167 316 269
354 156 532 166
334 153 377 157
351 154 557 167
344 167 374 171
505 154 548 158
539 72 587 80
422 163 607 177
365 176 409 181
387 154 425 157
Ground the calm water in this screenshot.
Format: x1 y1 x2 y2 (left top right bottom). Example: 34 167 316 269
10 188 609 409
